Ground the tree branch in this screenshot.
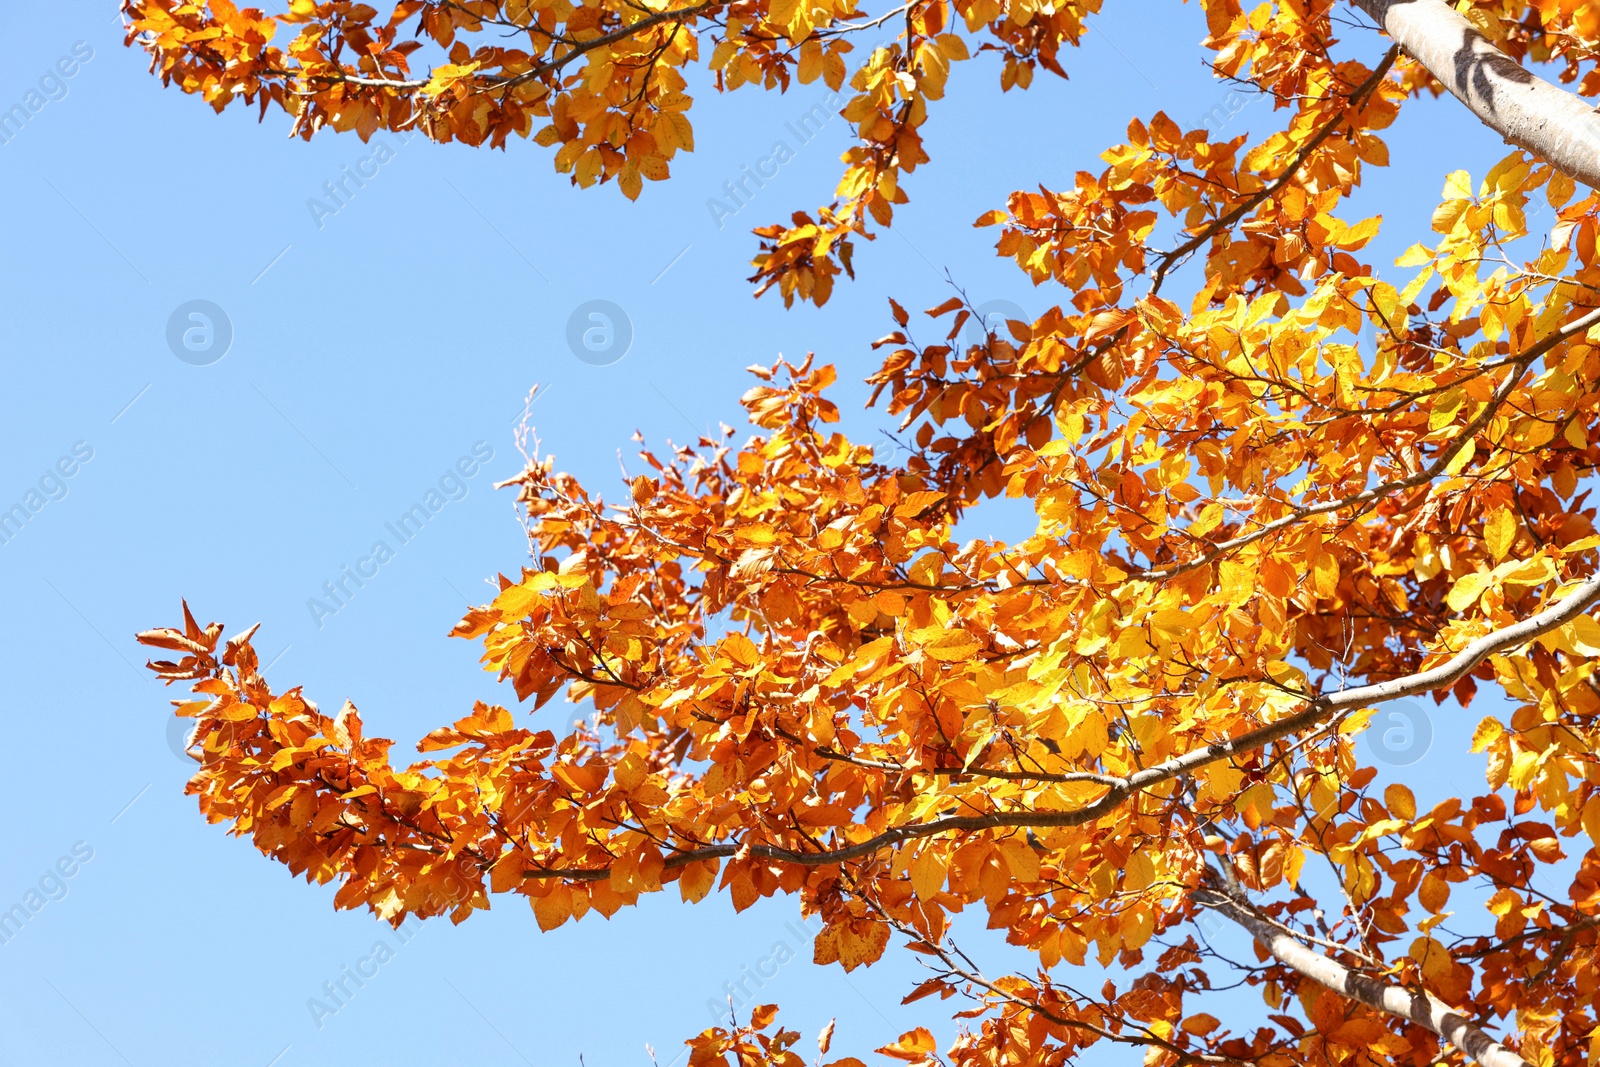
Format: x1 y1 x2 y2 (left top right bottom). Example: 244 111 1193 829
1197 878 1530 1067
1350 0 1600 188
1148 43 1400 295
525 563 1600 881
1139 303 1600 581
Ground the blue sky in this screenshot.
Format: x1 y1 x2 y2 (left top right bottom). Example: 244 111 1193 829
0 2 1545 1064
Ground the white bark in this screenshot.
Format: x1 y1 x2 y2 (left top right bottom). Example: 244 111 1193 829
1202 889 1531 1067
1351 0 1600 188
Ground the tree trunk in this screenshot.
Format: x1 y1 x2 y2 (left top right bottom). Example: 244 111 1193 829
1350 0 1600 189
1200 887 1531 1067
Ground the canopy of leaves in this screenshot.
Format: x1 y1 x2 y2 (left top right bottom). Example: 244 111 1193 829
133 2 1600 1067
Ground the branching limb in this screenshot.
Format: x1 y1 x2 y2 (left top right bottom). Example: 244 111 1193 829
522 562 1600 880
1196 873 1530 1067
1351 0 1600 189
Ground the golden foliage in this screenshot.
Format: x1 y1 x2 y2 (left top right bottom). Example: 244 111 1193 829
131 2 1600 1066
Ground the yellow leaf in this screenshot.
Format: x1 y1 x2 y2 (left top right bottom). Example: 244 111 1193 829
1484 507 1516 560
1396 242 1433 267
936 34 970 60
1446 570 1492 613
720 631 760 667
1311 550 1339 599
767 0 801 33
917 628 981 662
679 860 717 903
420 61 482 97
1384 783 1416 821
1548 169 1576 209
533 886 573 931
1419 871 1450 913
1285 845 1305 888
1409 936 1453 981
999 838 1041 881
1509 749 1542 790
491 849 522 894
1429 387 1465 432
1443 437 1475 475
1151 607 1193 643
1459 4 1502 41
1560 614 1600 656
909 846 947 900
618 163 642 201
1470 716 1504 753
1502 555 1555 587
1582 796 1600 846
797 40 823 83
1124 850 1155 893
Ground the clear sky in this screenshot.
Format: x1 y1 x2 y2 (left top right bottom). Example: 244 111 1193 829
0 3 1544 1065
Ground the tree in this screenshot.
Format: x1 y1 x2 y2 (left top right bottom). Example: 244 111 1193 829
129 2 1600 1066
